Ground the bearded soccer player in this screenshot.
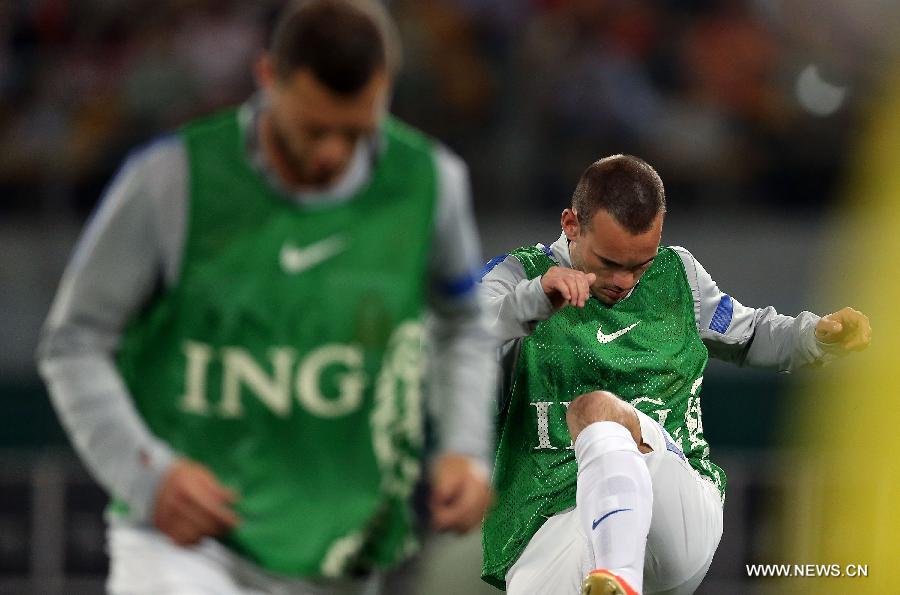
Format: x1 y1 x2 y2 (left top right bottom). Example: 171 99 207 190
479 155 871 595
37 1 495 592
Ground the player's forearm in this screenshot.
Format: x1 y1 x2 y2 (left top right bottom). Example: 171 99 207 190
425 312 497 468
739 309 837 372
37 352 174 522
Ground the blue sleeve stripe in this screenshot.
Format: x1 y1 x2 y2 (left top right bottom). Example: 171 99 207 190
438 272 478 297
709 294 734 333
479 253 509 280
541 244 553 258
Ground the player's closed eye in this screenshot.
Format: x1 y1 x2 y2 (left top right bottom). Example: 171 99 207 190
597 257 653 274
305 125 328 141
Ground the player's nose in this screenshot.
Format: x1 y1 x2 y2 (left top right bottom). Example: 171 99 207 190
315 134 353 169
612 270 635 290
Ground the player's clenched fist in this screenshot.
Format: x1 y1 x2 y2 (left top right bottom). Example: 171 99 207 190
153 459 240 546
815 306 872 352
540 266 597 309
430 453 493 533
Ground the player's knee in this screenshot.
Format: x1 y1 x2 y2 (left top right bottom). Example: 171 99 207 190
566 390 635 442
566 390 620 424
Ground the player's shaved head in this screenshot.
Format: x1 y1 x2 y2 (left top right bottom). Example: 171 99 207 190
270 0 400 95
571 155 666 235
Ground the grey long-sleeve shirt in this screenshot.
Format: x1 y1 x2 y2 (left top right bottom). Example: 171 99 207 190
480 232 838 391
37 100 496 523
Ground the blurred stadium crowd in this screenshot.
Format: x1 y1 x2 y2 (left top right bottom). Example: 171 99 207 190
1 0 892 219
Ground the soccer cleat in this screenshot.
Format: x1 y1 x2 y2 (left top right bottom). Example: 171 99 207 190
581 569 638 595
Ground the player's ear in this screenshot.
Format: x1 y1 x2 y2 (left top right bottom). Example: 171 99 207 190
561 208 580 241
255 53 277 91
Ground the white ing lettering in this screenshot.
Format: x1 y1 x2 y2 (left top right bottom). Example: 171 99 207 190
530 402 556 450
371 321 424 496
178 341 367 418
690 376 704 396
685 375 707 456
297 345 365 417
221 347 294 417
181 341 213 414
530 401 574 451
631 395 671 427
527 375 706 455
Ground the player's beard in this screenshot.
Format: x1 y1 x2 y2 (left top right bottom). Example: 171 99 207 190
270 124 316 184
269 118 340 187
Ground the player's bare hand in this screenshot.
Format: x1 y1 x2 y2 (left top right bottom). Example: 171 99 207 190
429 453 493 533
815 307 871 352
540 266 597 309
153 459 240 546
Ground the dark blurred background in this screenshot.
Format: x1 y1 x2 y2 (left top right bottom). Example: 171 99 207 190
1 0 898 593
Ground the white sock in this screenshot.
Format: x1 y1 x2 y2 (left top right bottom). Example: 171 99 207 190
574 421 652 594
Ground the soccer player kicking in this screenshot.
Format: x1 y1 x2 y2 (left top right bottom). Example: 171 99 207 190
479 155 871 595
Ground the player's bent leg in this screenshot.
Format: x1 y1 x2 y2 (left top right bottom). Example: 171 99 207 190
633 412 723 595
574 421 652 594
509 394 718 595
106 524 246 595
568 391 653 595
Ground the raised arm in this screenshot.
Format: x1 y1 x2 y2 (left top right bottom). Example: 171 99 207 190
672 246 870 372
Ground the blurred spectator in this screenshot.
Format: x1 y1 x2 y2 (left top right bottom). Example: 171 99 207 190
0 0 883 215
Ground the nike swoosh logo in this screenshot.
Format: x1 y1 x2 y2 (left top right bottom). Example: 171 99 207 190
597 321 640 344
280 236 346 274
592 508 632 530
